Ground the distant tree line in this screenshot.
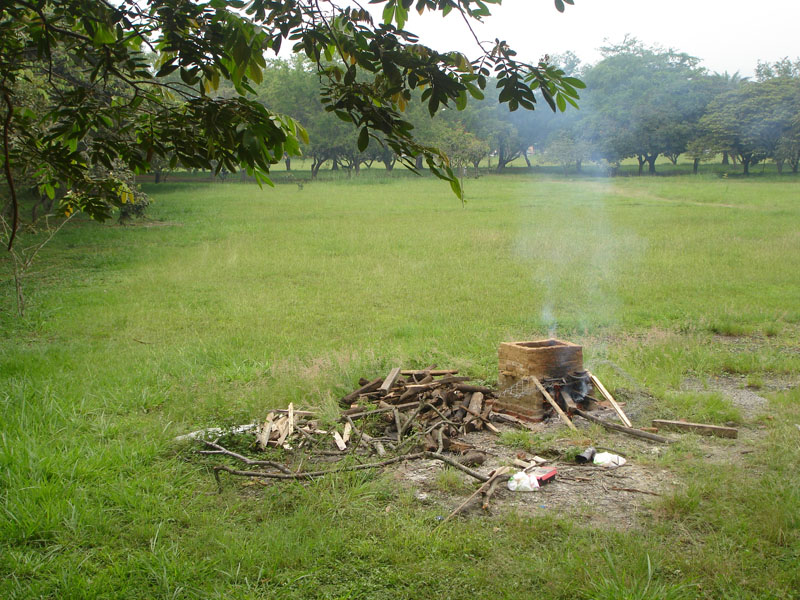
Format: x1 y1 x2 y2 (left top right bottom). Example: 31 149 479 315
225 37 799 179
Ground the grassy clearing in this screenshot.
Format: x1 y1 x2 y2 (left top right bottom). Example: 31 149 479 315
1 173 799 598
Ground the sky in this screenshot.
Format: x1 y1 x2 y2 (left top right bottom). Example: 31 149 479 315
400 0 800 76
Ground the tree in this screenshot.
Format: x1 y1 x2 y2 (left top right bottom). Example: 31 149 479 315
580 37 708 175
699 77 800 175
1 0 582 251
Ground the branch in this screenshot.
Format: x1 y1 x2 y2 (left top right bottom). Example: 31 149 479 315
2 89 18 251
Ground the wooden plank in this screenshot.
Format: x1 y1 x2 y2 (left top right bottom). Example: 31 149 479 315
400 369 458 376
332 430 347 451
342 422 352 444
530 376 577 431
589 372 633 428
256 412 275 450
274 416 291 446
574 409 673 444
652 419 738 439
379 367 403 395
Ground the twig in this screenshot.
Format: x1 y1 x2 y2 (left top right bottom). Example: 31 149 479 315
437 467 511 527
201 441 293 474
399 400 425 437
610 486 661 497
211 450 490 488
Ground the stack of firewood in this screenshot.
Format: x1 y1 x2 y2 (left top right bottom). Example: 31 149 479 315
244 367 511 458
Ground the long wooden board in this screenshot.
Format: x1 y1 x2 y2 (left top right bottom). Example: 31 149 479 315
652 419 738 439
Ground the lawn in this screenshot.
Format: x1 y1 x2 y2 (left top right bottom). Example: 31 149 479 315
2 172 799 598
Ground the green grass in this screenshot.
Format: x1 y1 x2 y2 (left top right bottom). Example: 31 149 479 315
1 173 800 598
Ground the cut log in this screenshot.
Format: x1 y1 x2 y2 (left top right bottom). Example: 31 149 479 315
341 377 383 405
560 389 578 412
401 369 458 376
465 392 484 428
530 377 577 431
574 408 673 444
589 373 632 428
652 419 738 439
455 384 494 395
379 367 403 395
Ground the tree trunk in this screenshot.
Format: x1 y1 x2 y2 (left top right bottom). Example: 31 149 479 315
522 149 531 167
637 155 645 176
647 154 657 175
776 159 784 174
742 156 750 176
722 151 729 165
792 158 799 173
331 159 339 171
576 159 582 173
415 155 424 169
693 158 699 175
154 170 161 184
311 158 324 178
285 156 291 171
383 157 395 172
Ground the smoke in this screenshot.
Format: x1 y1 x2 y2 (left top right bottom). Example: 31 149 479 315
512 179 639 336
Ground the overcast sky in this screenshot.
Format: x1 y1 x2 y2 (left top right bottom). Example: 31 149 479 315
400 0 800 76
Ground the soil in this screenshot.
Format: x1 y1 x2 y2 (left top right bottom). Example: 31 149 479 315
390 417 677 531
388 371 786 530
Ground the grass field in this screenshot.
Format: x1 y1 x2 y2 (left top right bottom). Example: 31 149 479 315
2 172 800 598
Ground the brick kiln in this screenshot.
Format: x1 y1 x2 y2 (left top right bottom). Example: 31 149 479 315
494 339 591 421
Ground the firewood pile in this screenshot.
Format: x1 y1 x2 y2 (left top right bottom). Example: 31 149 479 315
188 367 563 515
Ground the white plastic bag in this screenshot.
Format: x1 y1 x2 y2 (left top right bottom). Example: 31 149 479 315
507 471 540 492
593 452 627 468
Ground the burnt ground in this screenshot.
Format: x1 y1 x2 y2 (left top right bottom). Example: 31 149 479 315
386 375 791 530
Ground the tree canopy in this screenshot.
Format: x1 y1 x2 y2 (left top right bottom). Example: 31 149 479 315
1 0 583 248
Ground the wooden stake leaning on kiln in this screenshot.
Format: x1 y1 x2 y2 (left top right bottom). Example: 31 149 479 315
588 372 632 428
529 376 578 431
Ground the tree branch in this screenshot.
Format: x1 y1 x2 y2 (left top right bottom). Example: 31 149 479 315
3 89 19 251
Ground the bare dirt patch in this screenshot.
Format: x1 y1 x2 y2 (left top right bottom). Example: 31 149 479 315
392 416 678 531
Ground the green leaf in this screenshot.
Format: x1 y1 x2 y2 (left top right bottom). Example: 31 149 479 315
465 83 484 100
563 76 586 89
358 127 369 151
554 0 565 12
92 25 117 45
455 90 467 111
382 1 395 24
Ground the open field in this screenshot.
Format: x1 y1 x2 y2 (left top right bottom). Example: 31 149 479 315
2 173 800 599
